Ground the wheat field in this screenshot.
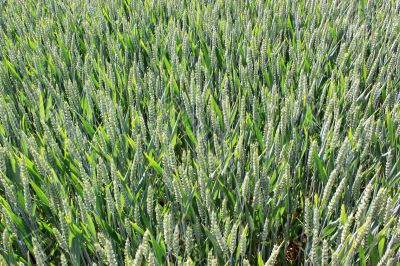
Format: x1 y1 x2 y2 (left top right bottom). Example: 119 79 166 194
0 0 399 265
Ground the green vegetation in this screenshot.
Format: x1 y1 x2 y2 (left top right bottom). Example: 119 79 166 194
0 0 399 265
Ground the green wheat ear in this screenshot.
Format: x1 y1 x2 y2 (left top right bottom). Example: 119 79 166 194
264 243 283 266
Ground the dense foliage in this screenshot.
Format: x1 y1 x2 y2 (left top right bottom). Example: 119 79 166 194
1 0 400 265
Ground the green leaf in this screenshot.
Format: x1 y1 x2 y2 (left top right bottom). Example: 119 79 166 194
340 204 346 225
29 179 50 207
304 106 313 127
378 238 385 257
202 224 220 254
150 233 166 262
130 222 144 235
163 56 171 75
86 214 96 239
39 92 46 121
5 59 23 82
209 95 223 121
386 111 395 148
314 152 327 182
183 116 197 146
0 196 28 236
257 252 264 266
125 134 137 149
358 246 366 266
217 176 235 205
144 152 163 175
69 231 75 248
322 222 337 238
